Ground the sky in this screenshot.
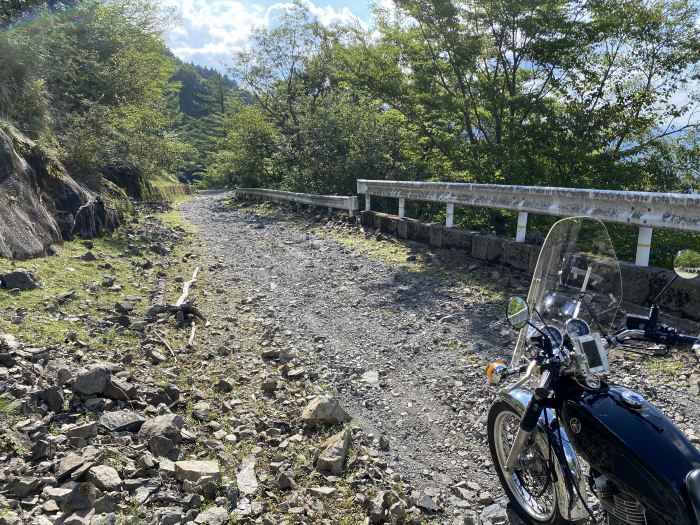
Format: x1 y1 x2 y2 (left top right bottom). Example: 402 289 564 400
163 0 373 71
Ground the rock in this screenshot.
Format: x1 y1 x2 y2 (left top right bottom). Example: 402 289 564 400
40 385 64 412
103 376 138 400
56 453 87 480
194 506 229 525
275 471 294 490
60 482 97 512
309 486 336 497
73 364 112 395
81 251 97 261
378 434 390 451
99 409 146 432
481 503 507 522
261 376 278 393
138 414 184 456
314 427 351 475
87 465 122 492
300 396 351 426
417 494 441 513
0 269 41 290
175 460 221 483
214 378 234 393
361 370 380 385
32 438 56 460
65 421 98 440
7 476 43 497
0 333 18 352
236 455 258 496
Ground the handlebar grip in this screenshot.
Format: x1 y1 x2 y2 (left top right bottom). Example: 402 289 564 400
534 370 553 399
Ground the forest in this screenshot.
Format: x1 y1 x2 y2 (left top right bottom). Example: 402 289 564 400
1 0 699 264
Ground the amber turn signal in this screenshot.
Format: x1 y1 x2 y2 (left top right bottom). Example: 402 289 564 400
486 361 507 385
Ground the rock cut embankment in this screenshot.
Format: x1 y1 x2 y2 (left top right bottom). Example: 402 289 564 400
0 125 123 259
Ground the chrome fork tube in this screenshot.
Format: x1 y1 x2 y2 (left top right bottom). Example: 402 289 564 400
506 426 533 470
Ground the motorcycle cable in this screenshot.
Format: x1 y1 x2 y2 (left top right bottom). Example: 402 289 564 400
554 412 601 525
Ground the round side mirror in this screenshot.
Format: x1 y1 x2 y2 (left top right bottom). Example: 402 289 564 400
674 250 700 280
506 296 530 330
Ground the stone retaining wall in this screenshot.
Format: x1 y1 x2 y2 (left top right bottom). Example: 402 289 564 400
361 211 700 323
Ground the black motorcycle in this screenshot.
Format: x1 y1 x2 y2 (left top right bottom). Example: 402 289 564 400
485 216 700 525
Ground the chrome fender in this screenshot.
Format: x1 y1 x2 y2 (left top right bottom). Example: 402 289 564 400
499 387 588 521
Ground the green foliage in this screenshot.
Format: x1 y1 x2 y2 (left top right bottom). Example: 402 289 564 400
0 0 188 189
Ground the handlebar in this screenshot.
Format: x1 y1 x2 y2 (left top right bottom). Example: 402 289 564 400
615 321 699 350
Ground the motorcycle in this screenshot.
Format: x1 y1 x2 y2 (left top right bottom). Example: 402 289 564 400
485 216 700 525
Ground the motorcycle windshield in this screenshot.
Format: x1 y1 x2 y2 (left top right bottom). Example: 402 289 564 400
513 217 623 365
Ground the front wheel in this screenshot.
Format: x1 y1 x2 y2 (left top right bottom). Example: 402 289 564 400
487 400 584 525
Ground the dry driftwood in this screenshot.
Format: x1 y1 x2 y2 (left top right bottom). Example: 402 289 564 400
177 267 200 306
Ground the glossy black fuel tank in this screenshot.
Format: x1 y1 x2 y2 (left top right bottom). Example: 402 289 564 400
562 385 700 525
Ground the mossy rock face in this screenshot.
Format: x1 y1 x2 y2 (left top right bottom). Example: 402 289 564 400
0 124 123 259
102 164 152 200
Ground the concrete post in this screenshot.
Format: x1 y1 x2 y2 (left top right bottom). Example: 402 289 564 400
446 203 454 228
635 227 653 266
365 195 371 212
516 211 528 243
398 198 405 219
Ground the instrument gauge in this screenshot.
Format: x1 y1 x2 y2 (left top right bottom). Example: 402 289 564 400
565 318 591 339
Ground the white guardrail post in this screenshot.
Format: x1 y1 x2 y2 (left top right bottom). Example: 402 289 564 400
446 203 454 228
398 198 405 219
635 227 653 266
356 179 700 266
516 211 528 243
365 195 371 212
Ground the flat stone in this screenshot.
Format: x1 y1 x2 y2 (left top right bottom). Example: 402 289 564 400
309 486 336 497
60 482 97 512
236 455 258 496
65 421 98 440
300 396 351 426
86 465 122 492
417 494 441 513
56 453 86 480
7 477 43 497
194 505 229 525
314 427 351 475
99 409 146 432
73 364 111 395
481 503 507 521
275 471 294 490
174 460 221 483
361 370 380 385
1 269 41 290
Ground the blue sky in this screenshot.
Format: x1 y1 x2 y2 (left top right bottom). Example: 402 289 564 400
164 0 373 71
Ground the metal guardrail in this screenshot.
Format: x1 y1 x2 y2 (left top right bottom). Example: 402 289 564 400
357 180 700 266
235 188 358 213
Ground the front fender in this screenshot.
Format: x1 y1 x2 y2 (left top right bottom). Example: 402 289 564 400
499 387 589 521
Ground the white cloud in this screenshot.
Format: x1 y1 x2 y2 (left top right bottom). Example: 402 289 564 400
163 0 368 70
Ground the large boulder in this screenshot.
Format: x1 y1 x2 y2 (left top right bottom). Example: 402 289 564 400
138 414 184 456
0 124 122 260
314 427 352 474
300 396 351 427
73 364 112 396
0 268 41 290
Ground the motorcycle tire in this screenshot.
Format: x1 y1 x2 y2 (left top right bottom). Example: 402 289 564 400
487 400 586 525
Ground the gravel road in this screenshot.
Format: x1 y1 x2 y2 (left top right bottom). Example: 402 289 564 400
181 192 700 524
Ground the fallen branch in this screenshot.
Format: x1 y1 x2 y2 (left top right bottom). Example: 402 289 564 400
177 267 200 307
153 330 177 361
187 321 196 348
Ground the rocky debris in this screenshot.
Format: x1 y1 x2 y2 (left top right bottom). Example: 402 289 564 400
138 413 184 456
300 395 352 426
314 427 352 474
194 506 229 524
0 268 41 290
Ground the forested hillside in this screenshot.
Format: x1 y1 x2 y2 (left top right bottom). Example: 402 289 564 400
0 0 240 195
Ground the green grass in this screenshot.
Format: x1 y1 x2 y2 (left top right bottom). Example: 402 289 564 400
153 194 198 232
0 234 146 350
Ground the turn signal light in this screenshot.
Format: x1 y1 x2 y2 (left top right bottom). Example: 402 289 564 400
487 361 507 385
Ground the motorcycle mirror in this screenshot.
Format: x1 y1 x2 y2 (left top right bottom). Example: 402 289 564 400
506 296 529 330
673 250 700 280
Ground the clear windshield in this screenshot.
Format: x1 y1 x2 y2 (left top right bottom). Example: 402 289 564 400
513 217 623 364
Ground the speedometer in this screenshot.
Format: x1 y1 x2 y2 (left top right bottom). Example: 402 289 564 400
565 318 591 339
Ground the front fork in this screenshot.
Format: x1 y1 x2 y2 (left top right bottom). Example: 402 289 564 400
505 368 554 470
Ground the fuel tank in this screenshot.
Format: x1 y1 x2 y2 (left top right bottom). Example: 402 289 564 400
562 385 700 525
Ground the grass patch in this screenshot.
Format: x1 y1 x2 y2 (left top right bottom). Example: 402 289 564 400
154 194 198 232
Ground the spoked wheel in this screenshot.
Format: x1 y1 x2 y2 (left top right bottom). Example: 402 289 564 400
487 401 584 525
